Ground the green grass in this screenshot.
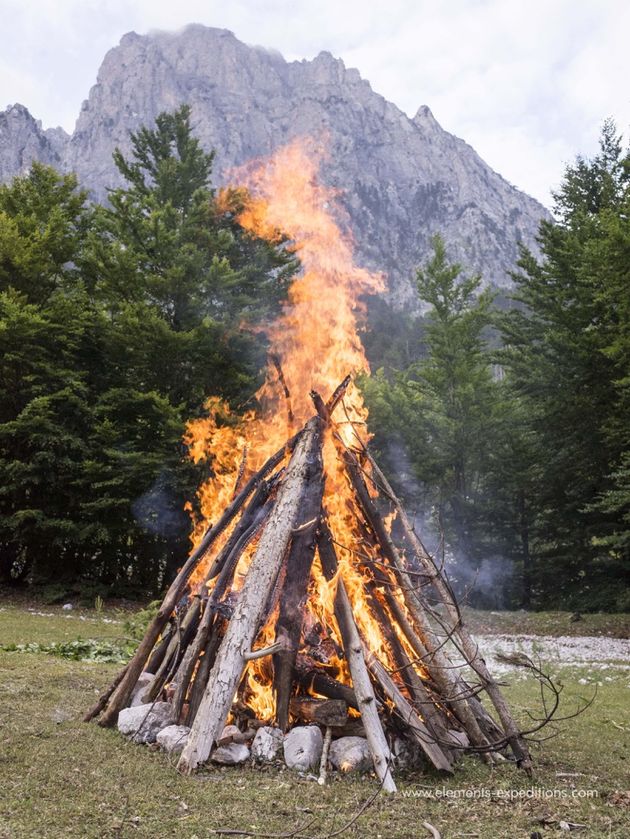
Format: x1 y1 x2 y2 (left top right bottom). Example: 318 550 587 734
462 608 630 639
0 603 629 838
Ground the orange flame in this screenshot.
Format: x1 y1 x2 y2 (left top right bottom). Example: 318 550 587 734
184 137 403 721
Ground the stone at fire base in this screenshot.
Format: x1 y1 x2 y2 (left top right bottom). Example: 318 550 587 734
117 702 175 744
283 726 323 771
219 724 241 742
251 726 284 762
329 736 372 773
156 724 190 754
211 743 251 765
392 736 424 769
130 672 153 707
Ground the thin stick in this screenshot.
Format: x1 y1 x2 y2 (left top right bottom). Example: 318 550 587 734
318 726 333 786
271 353 295 429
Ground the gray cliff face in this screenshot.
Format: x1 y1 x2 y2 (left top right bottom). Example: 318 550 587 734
0 104 68 181
0 25 549 304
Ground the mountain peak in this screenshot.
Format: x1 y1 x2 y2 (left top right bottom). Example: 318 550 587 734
0 26 548 305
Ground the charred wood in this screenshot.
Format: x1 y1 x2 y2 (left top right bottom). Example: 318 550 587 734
178 417 324 774
94 429 304 729
289 697 348 727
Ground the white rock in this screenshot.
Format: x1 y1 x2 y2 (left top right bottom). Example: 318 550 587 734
117 702 175 744
130 672 154 707
392 736 423 769
219 724 241 742
211 743 250 765
62 603 73 611
283 726 323 772
329 736 372 773
156 724 190 754
251 726 283 762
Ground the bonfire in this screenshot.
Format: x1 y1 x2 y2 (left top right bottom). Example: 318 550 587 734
85 140 532 790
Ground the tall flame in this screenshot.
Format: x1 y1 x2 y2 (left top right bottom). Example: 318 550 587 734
185 137 403 720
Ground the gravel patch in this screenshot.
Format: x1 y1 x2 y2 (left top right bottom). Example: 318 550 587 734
474 633 630 675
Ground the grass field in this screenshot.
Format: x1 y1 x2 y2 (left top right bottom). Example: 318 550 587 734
1 602 629 838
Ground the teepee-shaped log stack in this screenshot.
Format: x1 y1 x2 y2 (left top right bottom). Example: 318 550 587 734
86 378 532 791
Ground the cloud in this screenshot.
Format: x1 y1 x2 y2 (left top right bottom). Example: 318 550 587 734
0 0 627 205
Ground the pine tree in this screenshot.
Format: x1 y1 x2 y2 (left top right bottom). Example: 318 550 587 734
363 236 501 594
499 121 630 608
1 108 297 593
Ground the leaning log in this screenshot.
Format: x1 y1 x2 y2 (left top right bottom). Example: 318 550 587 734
177 416 324 774
317 517 396 793
365 450 532 771
143 596 201 703
368 655 453 774
95 429 304 729
342 447 493 755
273 445 324 730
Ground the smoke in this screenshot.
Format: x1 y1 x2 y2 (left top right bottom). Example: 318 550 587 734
379 437 517 609
444 551 516 610
131 474 188 540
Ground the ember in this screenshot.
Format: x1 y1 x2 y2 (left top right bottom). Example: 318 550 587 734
86 139 532 789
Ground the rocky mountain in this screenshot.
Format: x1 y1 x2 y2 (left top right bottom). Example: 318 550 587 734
0 25 549 305
0 104 68 179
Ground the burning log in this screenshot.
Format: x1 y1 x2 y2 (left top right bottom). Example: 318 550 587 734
317 516 396 792
177 416 324 774
96 431 303 729
294 657 359 709
362 449 532 771
272 438 325 730
87 376 534 790
289 698 348 727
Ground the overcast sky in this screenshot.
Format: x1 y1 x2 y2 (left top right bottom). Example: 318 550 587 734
2 0 629 207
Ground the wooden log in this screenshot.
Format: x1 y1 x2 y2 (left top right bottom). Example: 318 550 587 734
143 596 201 703
342 448 493 755
185 618 225 725
363 579 459 758
145 625 174 674
272 441 324 730
334 581 397 792
171 601 215 719
331 718 366 738
317 519 396 793
205 476 276 584
94 430 303 729
326 375 352 414
209 490 276 605
289 697 348 727
177 417 324 774
365 450 532 771
294 658 359 710
368 655 453 774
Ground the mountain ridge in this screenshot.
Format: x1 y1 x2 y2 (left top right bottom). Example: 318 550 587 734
0 24 549 305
